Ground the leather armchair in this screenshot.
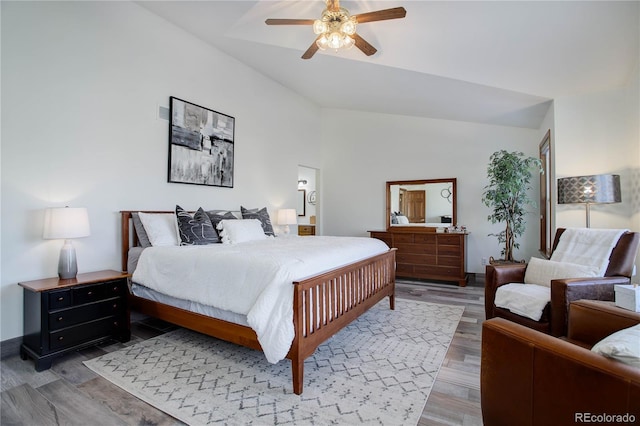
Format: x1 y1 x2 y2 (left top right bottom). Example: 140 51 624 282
485 228 639 336
481 300 640 426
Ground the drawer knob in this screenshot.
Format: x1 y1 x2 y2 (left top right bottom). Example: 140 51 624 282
113 304 118 309
58 336 64 341
113 286 119 291
57 297 64 301
57 317 63 322
87 291 93 296
113 321 119 326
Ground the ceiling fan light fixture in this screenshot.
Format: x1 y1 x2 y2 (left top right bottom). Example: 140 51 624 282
341 17 357 35
313 19 327 35
316 35 329 50
342 35 355 49
328 32 343 49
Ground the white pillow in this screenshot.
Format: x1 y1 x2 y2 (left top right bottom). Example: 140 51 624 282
217 219 268 244
524 257 599 288
591 324 640 368
137 212 179 246
396 215 409 224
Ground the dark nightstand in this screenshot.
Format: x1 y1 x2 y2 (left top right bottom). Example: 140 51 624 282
19 270 130 371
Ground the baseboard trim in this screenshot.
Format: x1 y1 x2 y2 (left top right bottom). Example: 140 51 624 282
1 336 22 360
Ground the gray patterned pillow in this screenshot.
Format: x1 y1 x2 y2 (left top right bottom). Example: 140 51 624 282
240 206 275 236
205 210 237 240
132 212 152 248
175 205 218 245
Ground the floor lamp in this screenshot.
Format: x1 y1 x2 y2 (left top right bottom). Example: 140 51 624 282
557 174 621 228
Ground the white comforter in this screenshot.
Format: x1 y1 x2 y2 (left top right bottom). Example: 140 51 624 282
132 236 390 363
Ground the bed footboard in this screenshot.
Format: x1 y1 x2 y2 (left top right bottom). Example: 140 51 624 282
288 248 396 394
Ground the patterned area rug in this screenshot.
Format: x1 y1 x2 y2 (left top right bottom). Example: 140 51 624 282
84 299 464 425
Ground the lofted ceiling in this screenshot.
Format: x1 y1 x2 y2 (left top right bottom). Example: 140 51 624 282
136 0 639 129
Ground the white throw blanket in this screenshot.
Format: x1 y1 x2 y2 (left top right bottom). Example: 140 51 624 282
550 228 626 276
132 236 389 364
494 283 551 321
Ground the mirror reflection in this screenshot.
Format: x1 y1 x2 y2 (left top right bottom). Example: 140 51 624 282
386 178 457 229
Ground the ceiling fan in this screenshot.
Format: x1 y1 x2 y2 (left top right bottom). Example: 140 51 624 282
265 0 407 59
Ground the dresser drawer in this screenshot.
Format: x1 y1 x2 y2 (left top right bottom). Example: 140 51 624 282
414 234 436 244
48 298 125 331
396 253 437 265
49 316 122 351
414 265 462 277
48 289 72 310
437 234 462 246
393 234 415 243
395 243 437 255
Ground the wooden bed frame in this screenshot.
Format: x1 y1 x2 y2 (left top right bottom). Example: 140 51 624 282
120 211 396 395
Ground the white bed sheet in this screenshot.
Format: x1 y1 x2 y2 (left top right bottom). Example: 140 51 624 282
130 283 249 326
131 236 389 363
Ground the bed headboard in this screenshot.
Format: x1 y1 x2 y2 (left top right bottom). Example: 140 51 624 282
120 210 173 273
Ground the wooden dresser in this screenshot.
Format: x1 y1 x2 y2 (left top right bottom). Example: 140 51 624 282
369 229 468 286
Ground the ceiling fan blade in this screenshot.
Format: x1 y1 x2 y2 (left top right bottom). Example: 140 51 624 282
265 18 314 25
302 37 321 60
354 7 407 24
353 33 377 56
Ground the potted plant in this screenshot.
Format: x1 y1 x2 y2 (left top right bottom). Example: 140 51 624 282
482 150 543 263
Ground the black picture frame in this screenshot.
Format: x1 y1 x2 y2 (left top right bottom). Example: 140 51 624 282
168 96 235 188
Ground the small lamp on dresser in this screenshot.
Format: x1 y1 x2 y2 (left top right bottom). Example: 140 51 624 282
277 208 297 235
43 206 91 279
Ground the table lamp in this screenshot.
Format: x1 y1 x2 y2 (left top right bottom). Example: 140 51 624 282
43 207 91 279
277 209 297 235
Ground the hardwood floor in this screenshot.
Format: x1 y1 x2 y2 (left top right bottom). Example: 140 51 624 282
1 278 485 426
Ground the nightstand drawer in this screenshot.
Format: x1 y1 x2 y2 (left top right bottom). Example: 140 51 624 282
72 282 107 305
49 316 121 351
48 298 125 331
48 290 72 310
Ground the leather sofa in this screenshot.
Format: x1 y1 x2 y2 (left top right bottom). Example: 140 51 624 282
485 228 639 337
481 300 640 426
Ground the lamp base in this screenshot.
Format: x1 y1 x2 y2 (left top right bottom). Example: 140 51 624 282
58 240 78 279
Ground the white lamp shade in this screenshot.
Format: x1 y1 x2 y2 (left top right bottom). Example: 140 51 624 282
277 209 298 225
43 207 91 239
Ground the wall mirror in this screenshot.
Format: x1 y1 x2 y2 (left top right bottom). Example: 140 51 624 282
386 178 457 230
297 189 306 216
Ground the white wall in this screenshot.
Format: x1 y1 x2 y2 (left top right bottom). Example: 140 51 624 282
0 1 322 340
554 87 638 230
320 109 542 274
554 77 640 270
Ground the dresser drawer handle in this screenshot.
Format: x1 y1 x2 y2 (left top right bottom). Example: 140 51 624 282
113 304 118 309
113 286 119 292
58 336 64 341
57 317 63 322
114 321 118 326
87 291 93 296
57 297 64 302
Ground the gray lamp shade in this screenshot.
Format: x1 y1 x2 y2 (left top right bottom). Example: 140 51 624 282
557 174 621 205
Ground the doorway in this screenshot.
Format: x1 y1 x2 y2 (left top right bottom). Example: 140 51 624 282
298 165 319 235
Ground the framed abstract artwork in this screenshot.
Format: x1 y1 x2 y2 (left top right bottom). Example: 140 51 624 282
168 96 235 187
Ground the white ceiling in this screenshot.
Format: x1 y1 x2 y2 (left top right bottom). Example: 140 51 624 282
137 0 639 129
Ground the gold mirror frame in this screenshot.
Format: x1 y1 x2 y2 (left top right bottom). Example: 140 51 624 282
386 178 457 231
